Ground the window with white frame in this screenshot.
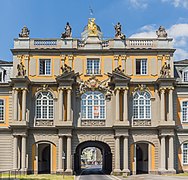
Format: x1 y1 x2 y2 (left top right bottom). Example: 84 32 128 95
133 91 151 119
182 101 188 122
36 91 54 119
184 71 188 82
39 59 51 75
86 59 100 75
136 59 147 75
183 143 188 164
0 99 4 122
81 91 105 119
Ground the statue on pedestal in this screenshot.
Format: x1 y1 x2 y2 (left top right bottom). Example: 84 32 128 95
156 26 167 38
19 26 30 38
61 22 72 38
17 62 26 76
160 62 171 78
114 22 125 40
61 64 72 74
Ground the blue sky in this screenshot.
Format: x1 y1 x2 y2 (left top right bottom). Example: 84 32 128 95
0 0 188 61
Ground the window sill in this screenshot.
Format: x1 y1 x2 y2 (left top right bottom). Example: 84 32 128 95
81 119 105 126
84 74 103 77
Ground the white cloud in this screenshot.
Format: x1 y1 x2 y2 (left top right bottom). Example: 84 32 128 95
129 0 148 9
130 23 188 61
161 0 188 9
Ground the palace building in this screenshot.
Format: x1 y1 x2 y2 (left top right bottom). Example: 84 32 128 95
0 18 188 175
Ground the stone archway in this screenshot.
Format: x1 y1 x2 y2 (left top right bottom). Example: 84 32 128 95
74 141 112 175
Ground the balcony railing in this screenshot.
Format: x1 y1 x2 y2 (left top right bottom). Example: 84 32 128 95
34 40 57 46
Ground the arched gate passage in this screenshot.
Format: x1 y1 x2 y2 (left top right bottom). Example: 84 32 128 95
74 141 112 174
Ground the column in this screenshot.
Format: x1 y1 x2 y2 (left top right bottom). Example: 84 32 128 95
67 88 71 121
66 136 72 173
13 136 18 170
114 136 121 172
21 136 26 171
58 136 63 171
123 136 129 173
13 89 18 121
123 88 128 122
168 88 173 121
59 89 63 121
160 136 166 171
116 89 120 121
160 89 165 122
168 136 175 171
22 89 27 121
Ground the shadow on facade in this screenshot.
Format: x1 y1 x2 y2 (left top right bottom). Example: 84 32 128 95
74 140 112 175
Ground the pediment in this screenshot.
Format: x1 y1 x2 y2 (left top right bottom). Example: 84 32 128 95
56 70 77 86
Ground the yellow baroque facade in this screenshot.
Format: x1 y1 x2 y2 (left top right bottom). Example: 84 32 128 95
0 19 188 175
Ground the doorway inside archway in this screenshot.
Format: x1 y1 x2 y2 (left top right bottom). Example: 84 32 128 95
136 143 148 174
74 141 112 175
38 143 51 174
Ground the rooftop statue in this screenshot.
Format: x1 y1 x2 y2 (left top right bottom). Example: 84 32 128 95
61 63 72 74
61 22 72 38
114 22 126 40
19 26 30 38
88 18 98 36
160 62 171 78
17 61 26 77
156 26 167 38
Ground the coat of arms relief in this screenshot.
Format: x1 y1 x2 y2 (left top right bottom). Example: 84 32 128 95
76 75 112 100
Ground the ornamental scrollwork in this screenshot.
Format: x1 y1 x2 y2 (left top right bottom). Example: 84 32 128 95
76 75 112 100
133 84 149 93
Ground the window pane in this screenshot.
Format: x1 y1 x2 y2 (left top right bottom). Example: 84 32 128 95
184 72 188 82
136 60 141 74
141 59 147 74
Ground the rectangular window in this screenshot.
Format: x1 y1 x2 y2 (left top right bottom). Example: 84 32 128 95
136 59 147 75
184 71 188 82
182 101 188 122
183 144 188 164
39 59 51 75
86 59 100 75
0 100 4 122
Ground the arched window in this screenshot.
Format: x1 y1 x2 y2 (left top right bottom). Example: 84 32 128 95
36 91 54 119
133 91 151 119
81 91 105 119
183 143 188 164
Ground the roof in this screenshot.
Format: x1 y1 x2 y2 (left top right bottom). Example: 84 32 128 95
0 60 13 64
174 59 188 64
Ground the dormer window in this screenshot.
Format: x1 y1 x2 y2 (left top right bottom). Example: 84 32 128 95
184 71 188 82
86 59 100 75
0 69 6 82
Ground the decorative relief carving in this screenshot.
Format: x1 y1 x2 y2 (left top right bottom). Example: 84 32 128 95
133 84 149 93
160 62 171 78
81 120 105 126
133 120 151 126
76 75 112 100
35 120 53 126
